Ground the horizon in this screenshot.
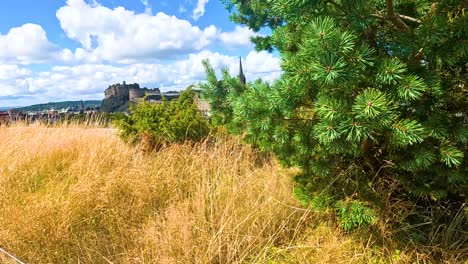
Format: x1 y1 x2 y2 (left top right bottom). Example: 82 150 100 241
0 0 281 107
0 80 194 109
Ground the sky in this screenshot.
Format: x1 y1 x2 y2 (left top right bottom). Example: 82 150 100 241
0 0 281 107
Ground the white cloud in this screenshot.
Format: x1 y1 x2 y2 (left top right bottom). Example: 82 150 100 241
0 24 57 64
243 51 281 77
219 26 260 49
0 1 268 67
0 65 32 98
183 50 281 83
0 0 283 107
0 65 31 80
56 0 219 62
0 50 281 106
193 0 209 21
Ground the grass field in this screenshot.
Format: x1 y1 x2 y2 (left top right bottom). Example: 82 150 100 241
0 125 462 263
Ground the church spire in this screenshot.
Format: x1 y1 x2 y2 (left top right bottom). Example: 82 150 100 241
239 57 246 85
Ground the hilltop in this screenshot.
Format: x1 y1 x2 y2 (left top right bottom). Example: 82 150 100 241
14 100 102 112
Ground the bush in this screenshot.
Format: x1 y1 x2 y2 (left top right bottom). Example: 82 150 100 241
335 200 377 231
116 88 210 149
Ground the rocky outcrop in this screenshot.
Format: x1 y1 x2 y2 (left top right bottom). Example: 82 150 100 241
101 81 172 113
100 82 138 112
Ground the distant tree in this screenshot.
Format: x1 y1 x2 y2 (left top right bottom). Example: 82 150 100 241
202 0 467 236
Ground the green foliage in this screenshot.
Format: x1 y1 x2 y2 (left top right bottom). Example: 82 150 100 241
116 88 210 147
335 200 377 231
293 186 312 207
199 59 247 132
204 0 467 236
310 192 334 212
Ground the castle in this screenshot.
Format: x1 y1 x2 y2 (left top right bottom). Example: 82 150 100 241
101 58 246 113
100 82 165 112
104 82 161 102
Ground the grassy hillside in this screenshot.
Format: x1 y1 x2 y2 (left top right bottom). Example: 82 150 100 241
14 100 102 112
0 125 461 263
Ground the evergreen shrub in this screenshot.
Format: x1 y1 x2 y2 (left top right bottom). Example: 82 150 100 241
201 0 467 237
116 88 210 150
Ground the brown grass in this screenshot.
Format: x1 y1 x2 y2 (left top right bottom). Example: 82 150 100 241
0 124 451 263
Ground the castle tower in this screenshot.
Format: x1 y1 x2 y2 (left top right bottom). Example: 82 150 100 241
239 57 246 85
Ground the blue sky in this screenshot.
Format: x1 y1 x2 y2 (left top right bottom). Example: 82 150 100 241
0 0 280 107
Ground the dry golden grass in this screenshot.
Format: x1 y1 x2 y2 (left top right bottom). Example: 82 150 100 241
0 124 449 263
0 124 308 263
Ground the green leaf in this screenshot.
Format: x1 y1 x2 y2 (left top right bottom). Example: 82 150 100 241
390 119 426 147
376 58 407 85
439 144 464 168
453 126 468 144
352 89 395 124
314 95 347 121
310 52 347 85
396 75 428 101
339 119 371 142
314 121 342 144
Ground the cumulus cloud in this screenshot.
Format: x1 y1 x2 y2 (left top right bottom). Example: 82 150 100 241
0 50 281 106
0 1 268 67
56 0 219 62
0 65 32 98
183 50 281 83
193 0 209 21
0 65 31 81
243 51 280 74
0 0 283 107
219 26 260 49
0 24 58 64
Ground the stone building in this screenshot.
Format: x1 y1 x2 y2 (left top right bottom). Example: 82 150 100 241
100 81 161 112
101 80 218 116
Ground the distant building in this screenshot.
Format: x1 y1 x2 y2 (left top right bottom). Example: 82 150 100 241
193 90 211 117
100 81 213 116
100 81 162 112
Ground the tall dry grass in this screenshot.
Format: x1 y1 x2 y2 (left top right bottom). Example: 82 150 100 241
0 124 312 263
0 124 454 263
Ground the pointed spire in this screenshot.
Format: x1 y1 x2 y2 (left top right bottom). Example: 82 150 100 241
239 56 246 85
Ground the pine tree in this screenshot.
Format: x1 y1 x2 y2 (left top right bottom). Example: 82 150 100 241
201 0 467 234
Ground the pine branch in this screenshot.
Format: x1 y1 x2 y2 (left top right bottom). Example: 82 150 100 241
239 104 314 124
385 0 410 31
372 13 421 25
328 0 420 30
398 14 421 24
